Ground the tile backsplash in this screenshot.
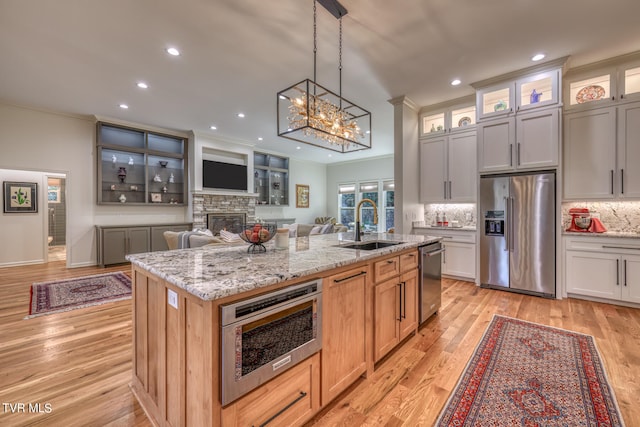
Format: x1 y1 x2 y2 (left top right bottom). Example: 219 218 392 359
562 201 640 233
423 204 476 227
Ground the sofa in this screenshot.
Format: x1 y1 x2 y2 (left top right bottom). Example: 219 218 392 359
163 230 230 250
283 223 348 238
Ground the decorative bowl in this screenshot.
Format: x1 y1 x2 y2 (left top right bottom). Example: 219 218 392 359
575 216 591 229
238 223 276 252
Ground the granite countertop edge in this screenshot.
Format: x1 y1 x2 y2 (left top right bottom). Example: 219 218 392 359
562 230 640 239
413 225 477 232
127 233 440 301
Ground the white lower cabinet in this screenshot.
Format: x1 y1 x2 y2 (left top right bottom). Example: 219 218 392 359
412 228 477 281
565 236 640 304
442 241 476 279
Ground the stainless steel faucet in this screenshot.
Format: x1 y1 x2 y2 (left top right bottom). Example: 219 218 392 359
355 198 378 241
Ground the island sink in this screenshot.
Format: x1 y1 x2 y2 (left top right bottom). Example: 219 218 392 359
338 240 404 250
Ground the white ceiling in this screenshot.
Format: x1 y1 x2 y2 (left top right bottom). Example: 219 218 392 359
2 0 640 163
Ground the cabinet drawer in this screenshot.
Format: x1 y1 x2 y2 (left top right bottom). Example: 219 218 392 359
222 353 320 427
374 256 400 282
399 251 419 272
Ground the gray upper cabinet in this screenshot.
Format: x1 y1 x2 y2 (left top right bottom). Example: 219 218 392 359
97 122 188 205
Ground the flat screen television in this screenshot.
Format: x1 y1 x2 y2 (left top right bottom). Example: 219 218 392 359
202 160 247 191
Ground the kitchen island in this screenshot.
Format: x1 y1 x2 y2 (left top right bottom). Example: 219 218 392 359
126 232 437 427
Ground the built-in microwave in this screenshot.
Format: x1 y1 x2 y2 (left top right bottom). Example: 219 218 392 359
220 279 322 405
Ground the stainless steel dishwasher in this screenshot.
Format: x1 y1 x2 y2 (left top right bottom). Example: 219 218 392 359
419 240 444 323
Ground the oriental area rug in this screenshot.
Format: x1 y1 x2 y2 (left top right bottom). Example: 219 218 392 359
27 272 131 319
436 315 625 426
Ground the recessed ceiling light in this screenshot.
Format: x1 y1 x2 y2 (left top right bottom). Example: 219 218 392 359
237 113 245 118
328 154 332 157
119 104 129 109
296 146 301 150
210 125 217 130
279 95 286 100
137 82 148 89
166 47 180 56
531 53 545 62
366 130 371 134
451 79 461 86
258 137 263 141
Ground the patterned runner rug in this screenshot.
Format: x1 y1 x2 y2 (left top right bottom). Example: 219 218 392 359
437 315 625 426
27 272 131 318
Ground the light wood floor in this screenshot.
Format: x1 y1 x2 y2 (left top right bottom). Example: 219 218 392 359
1 261 639 426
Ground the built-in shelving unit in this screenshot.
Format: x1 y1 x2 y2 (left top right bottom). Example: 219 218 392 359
254 152 289 206
97 122 187 205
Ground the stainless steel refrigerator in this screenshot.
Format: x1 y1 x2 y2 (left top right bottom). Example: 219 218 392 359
480 172 556 297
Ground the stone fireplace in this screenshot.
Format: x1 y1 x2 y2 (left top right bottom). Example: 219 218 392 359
192 192 256 232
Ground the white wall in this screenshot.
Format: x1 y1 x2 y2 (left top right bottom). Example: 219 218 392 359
0 103 188 268
325 155 394 220
256 158 327 224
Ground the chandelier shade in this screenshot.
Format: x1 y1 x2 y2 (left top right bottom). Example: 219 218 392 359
277 78 372 153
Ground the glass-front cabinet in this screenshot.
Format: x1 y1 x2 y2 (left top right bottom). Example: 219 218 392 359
97 122 187 205
564 57 640 109
420 96 476 137
476 68 560 120
254 152 289 206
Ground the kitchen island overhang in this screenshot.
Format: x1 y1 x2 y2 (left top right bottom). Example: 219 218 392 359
126 232 438 427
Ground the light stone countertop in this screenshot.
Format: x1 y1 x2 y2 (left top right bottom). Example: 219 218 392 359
563 230 640 239
126 232 438 301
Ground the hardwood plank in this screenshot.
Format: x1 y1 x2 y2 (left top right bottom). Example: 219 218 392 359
1 262 640 426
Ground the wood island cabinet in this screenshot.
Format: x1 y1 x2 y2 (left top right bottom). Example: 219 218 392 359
373 251 419 362
322 266 369 405
130 245 423 427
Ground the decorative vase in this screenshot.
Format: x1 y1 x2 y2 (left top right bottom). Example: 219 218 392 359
530 89 543 104
169 173 175 183
118 167 127 183
119 194 126 203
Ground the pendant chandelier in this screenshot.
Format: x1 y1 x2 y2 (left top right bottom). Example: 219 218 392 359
276 0 372 153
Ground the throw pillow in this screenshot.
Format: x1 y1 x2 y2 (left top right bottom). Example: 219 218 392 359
283 223 298 238
309 225 323 235
320 223 334 234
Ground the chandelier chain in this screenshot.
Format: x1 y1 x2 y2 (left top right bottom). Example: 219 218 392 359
313 0 317 83
339 17 343 109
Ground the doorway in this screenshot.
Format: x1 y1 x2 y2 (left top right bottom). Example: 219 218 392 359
47 176 66 262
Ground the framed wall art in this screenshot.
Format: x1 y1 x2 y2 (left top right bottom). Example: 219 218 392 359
3 181 38 213
296 184 309 208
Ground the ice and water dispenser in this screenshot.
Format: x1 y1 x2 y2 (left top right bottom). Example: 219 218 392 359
484 210 504 236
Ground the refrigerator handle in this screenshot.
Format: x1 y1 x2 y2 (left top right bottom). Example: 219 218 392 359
509 197 515 251
503 196 509 252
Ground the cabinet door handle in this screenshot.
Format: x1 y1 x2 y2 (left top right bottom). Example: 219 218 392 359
397 283 403 321
602 245 640 251
616 259 619 286
624 259 627 287
509 144 513 167
611 170 614 194
255 391 307 427
621 169 624 194
621 94 625 99
612 96 615 101
517 143 521 166
402 281 407 319
444 181 447 199
448 181 452 199
334 271 366 283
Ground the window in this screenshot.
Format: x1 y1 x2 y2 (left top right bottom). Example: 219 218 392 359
383 180 395 232
338 184 355 228
359 182 379 231
337 179 394 232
